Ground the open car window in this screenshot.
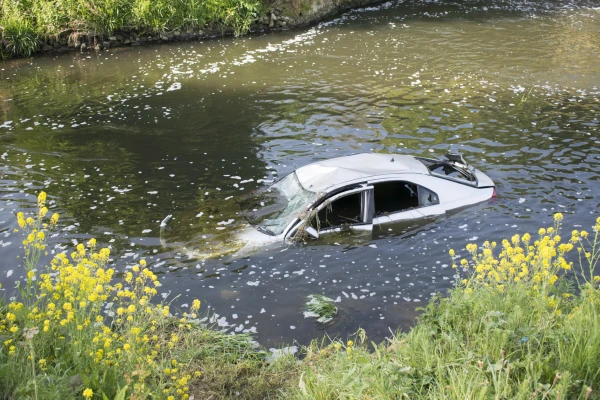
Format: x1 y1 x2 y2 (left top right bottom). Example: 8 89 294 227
314 192 363 229
372 181 418 217
372 181 439 217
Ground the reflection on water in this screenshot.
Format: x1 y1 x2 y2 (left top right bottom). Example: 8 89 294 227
0 0 599 346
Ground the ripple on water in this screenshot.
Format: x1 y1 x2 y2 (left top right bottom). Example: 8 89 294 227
0 0 599 346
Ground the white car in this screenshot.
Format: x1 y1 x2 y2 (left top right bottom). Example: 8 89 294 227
237 153 495 250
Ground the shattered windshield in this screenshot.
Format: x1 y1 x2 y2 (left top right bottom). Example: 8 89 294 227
240 172 320 236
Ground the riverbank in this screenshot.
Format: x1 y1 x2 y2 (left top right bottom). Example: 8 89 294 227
0 0 381 59
2 194 599 398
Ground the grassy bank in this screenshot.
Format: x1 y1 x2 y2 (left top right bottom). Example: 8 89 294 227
292 214 600 399
1 193 599 399
0 0 263 58
0 192 296 399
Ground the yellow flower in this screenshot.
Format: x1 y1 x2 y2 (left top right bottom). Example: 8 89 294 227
448 249 455 257
191 299 201 311
50 213 59 225
10 326 18 333
347 340 354 347
123 344 131 351
39 207 48 218
553 212 563 221
140 259 147 267
82 388 93 399
37 191 47 205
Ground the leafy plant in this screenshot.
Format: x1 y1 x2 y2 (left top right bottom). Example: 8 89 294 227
304 295 337 324
1 2 40 57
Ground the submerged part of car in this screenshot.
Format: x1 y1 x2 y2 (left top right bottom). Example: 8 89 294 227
233 152 495 257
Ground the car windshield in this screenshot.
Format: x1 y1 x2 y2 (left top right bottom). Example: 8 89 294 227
240 172 320 236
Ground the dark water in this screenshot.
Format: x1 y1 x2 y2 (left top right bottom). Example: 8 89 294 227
0 0 599 348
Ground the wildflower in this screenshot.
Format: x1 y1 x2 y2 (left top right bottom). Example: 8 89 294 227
448 249 455 257
10 326 18 333
140 259 147 267
82 388 93 399
37 191 47 206
23 327 39 340
554 212 563 221
39 207 48 218
50 213 59 225
191 299 201 310
347 340 354 347
123 344 131 351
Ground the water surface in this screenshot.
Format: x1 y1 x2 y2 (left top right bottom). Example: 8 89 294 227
0 0 599 346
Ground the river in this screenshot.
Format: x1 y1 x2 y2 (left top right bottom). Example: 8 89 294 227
0 0 598 347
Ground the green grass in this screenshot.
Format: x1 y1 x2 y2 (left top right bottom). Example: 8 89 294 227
0 0 264 58
287 216 600 399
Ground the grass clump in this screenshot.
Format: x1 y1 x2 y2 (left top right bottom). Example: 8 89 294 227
290 213 600 399
304 295 337 324
0 191 293 399
0 0 264 58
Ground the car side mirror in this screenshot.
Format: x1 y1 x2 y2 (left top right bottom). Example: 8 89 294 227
305 226 319 240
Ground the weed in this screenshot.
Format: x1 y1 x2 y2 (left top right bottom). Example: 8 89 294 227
305 295 337 324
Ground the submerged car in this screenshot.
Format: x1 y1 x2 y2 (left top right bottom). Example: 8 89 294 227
237 153 495 251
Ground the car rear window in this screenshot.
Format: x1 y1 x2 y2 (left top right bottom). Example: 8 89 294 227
416 158 476 183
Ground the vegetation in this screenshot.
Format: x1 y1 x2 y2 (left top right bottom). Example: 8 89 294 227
2 192 599 399
0 192 295 399
0 0 263 58
291 213 600 399
304 295 337 324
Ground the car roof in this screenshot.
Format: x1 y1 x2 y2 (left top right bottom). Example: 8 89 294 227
295 153 430 193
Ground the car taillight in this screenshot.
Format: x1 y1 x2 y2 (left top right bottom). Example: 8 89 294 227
492 187 497 197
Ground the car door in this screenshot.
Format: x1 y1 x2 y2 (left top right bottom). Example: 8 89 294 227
370 180 441 225
285 186 374 240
